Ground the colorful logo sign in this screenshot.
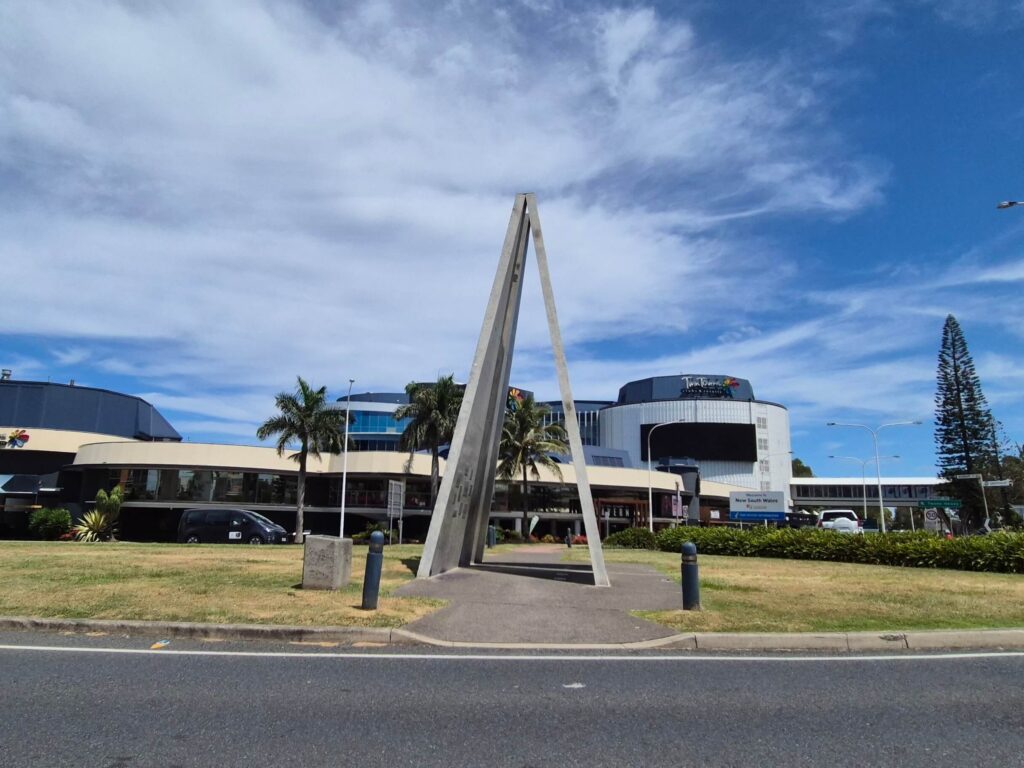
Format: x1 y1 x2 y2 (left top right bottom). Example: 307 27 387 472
4 429 30 448
721 377 741 395
506 387 525 413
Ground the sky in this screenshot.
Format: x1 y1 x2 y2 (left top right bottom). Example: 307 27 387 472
1 0 1023 478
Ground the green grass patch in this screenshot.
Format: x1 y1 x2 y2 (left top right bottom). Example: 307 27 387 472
564 546 1024 633
0 541 441 628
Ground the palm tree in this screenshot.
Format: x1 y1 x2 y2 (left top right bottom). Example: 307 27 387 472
497 394 569 535
394 374 464 507
256 376 345 544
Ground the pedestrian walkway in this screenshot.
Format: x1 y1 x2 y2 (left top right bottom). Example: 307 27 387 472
395 545 682 644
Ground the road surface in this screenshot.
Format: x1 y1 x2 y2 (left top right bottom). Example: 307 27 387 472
2 631 1023 767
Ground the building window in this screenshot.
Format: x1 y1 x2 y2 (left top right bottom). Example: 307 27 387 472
759 459 770 473
756 416 767 429
757 437 769 451
760 481 772 491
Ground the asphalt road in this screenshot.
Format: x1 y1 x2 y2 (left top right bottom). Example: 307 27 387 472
2 632 1024 767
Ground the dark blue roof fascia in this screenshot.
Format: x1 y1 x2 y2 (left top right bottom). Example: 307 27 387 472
0 380 180 441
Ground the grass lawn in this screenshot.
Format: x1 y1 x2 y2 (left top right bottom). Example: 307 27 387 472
0 541 440 629
564 547 1024 633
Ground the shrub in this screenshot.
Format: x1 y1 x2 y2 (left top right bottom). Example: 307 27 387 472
503 529 523 543
28 508 72 541
604 527 657 550
572 535 588 545
352 522 400 544
653 526 1024 574
541 534 557 544
73 510 118 542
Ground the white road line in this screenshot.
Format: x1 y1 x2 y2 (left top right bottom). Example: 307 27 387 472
1 643 1023 662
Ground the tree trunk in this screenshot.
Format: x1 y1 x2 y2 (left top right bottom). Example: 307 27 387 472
522 466 530 539
296 447 307 545
430 445 440 507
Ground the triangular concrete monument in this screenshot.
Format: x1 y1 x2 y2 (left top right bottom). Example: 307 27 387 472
417 194 611 587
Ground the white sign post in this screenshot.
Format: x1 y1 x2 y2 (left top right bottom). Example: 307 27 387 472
387 479 405 545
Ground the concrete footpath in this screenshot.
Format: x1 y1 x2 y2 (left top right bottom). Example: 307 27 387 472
395 544 681 645
3 545 1024 651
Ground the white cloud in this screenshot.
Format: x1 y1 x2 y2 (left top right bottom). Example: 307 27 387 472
921 0 1024 30
0 0 902 438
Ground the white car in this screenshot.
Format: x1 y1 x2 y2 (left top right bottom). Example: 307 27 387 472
816 509 864 534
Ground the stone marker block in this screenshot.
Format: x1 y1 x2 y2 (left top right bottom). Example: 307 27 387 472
302 535 352 590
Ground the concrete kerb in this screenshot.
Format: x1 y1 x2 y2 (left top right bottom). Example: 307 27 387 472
3 617 1024 652
0 617 395 646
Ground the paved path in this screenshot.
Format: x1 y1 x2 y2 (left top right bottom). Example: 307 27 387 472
396 545 682 644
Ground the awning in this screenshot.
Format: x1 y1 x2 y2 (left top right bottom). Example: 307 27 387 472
0 474 42 495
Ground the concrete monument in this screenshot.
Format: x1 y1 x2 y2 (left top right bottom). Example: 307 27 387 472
417 194 610 587
302 535 352 590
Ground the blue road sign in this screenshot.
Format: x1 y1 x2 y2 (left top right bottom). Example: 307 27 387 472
730 511 787 522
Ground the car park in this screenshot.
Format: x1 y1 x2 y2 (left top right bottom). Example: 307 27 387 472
177 508 289 544
816 509 864 534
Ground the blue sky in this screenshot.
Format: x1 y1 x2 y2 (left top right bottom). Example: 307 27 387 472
2 0 1023 477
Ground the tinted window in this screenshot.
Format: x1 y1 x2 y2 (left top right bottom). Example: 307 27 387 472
206 510 230 526
823 511 856 521
186 510 205 524
247 511 275 526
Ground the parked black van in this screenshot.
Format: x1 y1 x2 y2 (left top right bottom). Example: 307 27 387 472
177 508 289 545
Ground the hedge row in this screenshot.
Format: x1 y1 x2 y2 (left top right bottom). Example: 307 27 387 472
606 526 1024 574
603 527 657 549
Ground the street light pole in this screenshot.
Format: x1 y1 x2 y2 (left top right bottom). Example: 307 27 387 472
826 421 921 534
829 454 900 527
339 378 354 539
646 420 685 534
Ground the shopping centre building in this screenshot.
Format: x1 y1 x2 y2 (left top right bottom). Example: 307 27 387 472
0 371 930 540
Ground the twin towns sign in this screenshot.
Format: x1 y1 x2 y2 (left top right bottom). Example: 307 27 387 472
679 376 746 400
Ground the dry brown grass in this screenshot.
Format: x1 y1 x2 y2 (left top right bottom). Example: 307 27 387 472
565 547 1024 633
0 542 440 628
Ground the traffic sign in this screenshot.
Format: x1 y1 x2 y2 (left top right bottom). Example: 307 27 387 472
983 479 1012 488
918 499 961 508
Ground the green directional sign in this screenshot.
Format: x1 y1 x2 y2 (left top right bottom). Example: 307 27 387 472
918 499 961 509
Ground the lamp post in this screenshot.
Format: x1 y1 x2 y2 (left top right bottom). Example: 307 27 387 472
829 454 900 527
646 419 685 534
339 378 354 539
826 421 921 534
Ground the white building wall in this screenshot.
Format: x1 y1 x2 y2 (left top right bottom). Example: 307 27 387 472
599 399 792 508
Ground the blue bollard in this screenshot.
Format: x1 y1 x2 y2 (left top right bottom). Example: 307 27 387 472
361 531 385 610
487 525 497 548
681 541 700 611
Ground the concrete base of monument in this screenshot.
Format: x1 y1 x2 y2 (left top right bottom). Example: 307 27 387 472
396 545 677 644
301 535 353 590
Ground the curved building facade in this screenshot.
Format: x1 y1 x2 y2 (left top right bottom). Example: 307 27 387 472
0 377 180 533
599 375 792 508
